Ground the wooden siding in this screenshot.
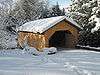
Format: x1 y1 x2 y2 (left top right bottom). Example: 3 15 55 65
43 20 79 48
18 32 45 51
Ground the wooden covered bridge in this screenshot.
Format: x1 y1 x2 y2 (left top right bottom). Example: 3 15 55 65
17 16 82 51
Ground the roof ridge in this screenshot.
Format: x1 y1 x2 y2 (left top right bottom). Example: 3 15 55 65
18 16 82 33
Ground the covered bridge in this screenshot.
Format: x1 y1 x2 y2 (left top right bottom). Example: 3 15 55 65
17 16 82 51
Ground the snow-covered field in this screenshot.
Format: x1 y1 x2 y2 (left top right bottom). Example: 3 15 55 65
0 49 100 75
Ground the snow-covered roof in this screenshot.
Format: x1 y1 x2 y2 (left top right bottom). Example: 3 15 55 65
18 16 82 33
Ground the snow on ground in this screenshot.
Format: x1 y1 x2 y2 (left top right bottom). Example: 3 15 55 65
0 49 100 75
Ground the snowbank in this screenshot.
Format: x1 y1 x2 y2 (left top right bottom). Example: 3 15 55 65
77 45 100 51
42 47 57 55
22 46 57 55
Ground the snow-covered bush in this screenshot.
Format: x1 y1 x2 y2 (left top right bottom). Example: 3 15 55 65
0 30 17 49
22 46 40 56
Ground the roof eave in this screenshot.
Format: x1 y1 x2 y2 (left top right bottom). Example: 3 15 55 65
64 19 83 31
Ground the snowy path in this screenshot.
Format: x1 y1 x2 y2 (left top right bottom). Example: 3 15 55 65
0 49 100 75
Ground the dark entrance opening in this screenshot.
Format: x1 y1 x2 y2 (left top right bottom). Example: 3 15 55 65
49 31 67 48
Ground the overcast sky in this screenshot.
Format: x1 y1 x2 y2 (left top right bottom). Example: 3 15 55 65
49 0 72 8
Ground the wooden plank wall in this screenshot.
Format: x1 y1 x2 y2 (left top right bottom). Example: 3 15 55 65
18 32 45 51
43 20 79 48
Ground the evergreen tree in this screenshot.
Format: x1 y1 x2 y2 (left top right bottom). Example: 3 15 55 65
68 0 100 47
39 1 50 19
40 2 65 18
51 2 65 17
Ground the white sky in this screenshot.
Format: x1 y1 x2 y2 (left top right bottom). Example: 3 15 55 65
49 0 72 8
